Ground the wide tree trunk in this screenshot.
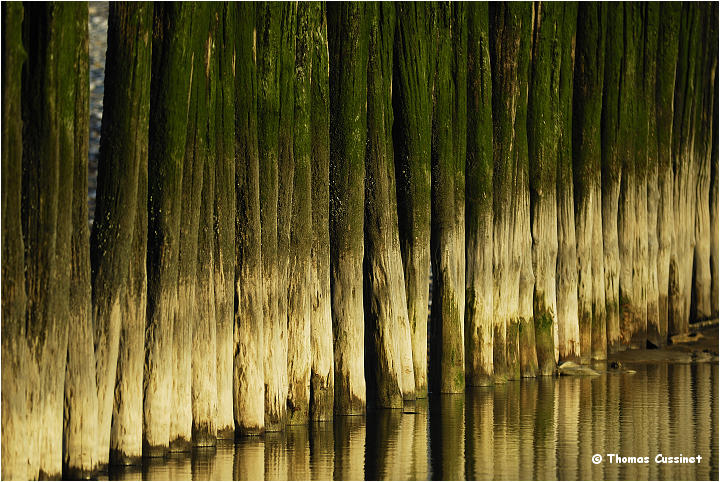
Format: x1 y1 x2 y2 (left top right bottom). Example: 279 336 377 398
393 2 433 398
214 2 236 439
556 2 579 362
430 2 467 392
288 1 313 424
257 2 288 431
309 3 334 421
465 2 494 385
573 3 606 361
328 2 368 414
643 4 660 350
654 5 681 347
20 4 79 477
710 75 719 318
1 4 33 479
602 3 623 353
529 2 562 375
145 3 194 456
234 2 265 435
63 4 99 476
669 4 701 336
191 5 218 448
364 2 415 407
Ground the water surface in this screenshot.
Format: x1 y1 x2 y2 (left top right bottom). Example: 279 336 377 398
105 362 718 481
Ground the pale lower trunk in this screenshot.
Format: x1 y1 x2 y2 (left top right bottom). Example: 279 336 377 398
143 289 176 455
557 190 580 361
517 178 537 377
332 253 367 414
465 209 494 384
406 245 430 396
288 259 311 424
234 270 265 434
264 263 288 429
64 306 99 476
95 297 122 465
693 152 712 320
110 285 145 464
632 171 649 348
170 281 193 450
39 330 69 478
215 264 234 438
711 163 719 316
618 173 636 348
603 182 621 352
647 161 661 348
591 185 607 359
656 167 673 346
310 261 334 421
193 263 218 446
532 196 558 375
575 187 593 361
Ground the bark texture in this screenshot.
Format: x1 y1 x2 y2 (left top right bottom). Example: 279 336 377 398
234 1 265 435
393 2 433 398
465 2 494 385
328 2 368 414
529 1 561 375
309 3 334 421
145 3 194 456
573 3 606 360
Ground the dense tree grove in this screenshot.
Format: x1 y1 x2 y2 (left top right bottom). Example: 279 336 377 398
1 1 717 478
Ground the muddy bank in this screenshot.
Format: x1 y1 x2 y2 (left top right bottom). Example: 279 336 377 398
606 323 719 365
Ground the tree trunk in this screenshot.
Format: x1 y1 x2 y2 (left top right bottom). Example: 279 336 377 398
393 2 433 398
214 2 236 440
63 4 99 476
642 4 660 350
573 3 606 360
430 2 466 392
275 1 296 431
20 4 79 476
145 3 194 456
711 74 719 318
654 5 681 346
669 4 701 336
309 3 334 421
288 1 313 424
191 5 218 448
1 3 32 479
529 2 562 375
328 2 368 414
364 2 414 408
465 2 494 385
691 4 717 323
234 2 265 435
257 2 287 431
602 3 623 353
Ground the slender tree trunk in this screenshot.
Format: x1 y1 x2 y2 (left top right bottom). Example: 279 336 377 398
602 3 623 353
97 4 151 467
643 4 660 349
214 2 236 439
364 2 415 407
430 2 467 392
692 4 717 323
328 2 368 414
257 2 287 431
192 5 218 447
145 3 194 456
309 3 334 422
1 4 33 479
63 4 99 476
529 2 561 374
393 2 433 398
654 5 681 347
573 3 606 360
288 2 313 424
465 2 494 385
20 4 78 476
173 5 212 451
556 2 579 362
669 4 701 336
710 75 719 318
275 1 296 431
234 2 265 435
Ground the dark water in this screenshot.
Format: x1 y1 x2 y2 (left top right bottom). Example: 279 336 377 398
104 362 718 481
